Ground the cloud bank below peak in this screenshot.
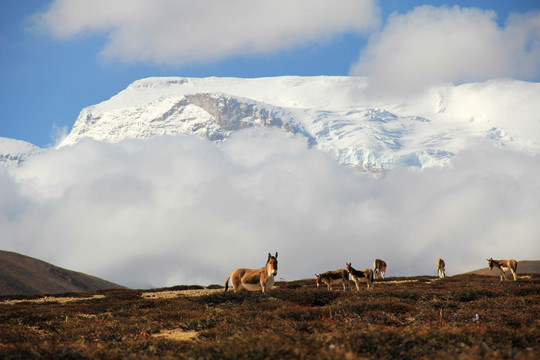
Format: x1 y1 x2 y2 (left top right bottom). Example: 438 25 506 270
3 130 540 288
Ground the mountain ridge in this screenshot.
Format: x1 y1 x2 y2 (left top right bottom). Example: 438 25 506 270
0 250 125 296
0 137 43 167
2 76 539 171
53 76 540 172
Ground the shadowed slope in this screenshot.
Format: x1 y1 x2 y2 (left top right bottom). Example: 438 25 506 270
0 250 125 296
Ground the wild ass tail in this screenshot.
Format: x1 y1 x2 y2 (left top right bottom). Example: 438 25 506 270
225 275 231 292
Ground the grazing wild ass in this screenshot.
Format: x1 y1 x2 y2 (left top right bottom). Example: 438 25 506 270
315 269 349 291
436 258 446 278
225 252 278 293
373 259 387 279
346 262 374 290
487 258 518 281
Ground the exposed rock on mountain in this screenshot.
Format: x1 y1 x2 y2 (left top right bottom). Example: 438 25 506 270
56 76 540 172
0 137 42 167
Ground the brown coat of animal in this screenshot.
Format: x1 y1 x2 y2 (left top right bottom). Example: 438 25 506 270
373 258 387 279
225 252 278 293
487 258 518 281
437 258 445 279
315 269 349 291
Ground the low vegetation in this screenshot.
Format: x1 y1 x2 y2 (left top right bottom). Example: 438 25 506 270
0 274 538 359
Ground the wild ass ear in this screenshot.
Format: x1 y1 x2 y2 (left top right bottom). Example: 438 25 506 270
268 253 271 259
346 262 351 266
275 252 278 258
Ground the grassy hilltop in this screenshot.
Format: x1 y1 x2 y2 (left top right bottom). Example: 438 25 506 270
0 274 538 359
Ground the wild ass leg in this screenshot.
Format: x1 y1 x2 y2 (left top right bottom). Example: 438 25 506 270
439 268 445 278
260 273 267 293
352 278 360 291
227 271 243 292
498 267 506 281
365 269 374 290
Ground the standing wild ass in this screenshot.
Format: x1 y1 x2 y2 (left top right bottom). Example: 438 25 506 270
225 252 278 293
315 269 349 291
373 259 387 279
436 258 446 278
346 262 374 290
487 258 518 281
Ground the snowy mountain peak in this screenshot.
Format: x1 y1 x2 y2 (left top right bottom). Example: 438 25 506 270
0 137 43 167
56 76 540 171
60 92 298 147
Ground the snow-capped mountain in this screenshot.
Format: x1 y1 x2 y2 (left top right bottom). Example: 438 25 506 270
57 76 540 171
0 137 42 167
64 92 297 144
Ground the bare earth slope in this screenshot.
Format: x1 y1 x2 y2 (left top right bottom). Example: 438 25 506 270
0 250 125 296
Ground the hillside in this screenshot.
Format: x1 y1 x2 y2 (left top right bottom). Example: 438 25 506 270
0 250 125 296
0 274 538 359
466 260 540 277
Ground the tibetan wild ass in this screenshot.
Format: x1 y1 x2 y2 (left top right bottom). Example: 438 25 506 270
437 258 446 279
225 252 278 293
346 262 374 290
373 258 387 279
487 258 518 281
315 269 349 291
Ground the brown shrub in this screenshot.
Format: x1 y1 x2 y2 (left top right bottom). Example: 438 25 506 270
0 274 538 359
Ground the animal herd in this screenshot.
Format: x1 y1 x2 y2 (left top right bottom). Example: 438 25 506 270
224 252 519 293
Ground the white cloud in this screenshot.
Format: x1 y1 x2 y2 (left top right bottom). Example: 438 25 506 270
30 0 379 65
2 129 539 288
350 6 540 95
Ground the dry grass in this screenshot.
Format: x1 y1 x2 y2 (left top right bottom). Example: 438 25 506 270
141 289 222 299
0 294 105 305
152 329 199 342
0 274 538 359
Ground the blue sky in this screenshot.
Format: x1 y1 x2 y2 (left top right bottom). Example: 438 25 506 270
1 0 539 148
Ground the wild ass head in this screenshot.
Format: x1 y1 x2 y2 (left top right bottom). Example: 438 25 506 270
267 252 278 276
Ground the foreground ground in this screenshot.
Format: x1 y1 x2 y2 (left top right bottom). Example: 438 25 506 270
0 274 538 359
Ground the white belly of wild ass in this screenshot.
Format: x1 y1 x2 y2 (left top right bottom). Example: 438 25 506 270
242 275 275 291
